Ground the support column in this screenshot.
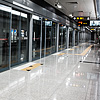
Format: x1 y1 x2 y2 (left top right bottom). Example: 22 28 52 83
29 15 33 62
72 29 75 47
56 23 59 52
66 26 69 48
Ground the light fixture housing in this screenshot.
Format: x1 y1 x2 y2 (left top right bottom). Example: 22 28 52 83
55 2 62 9
57 4 62 8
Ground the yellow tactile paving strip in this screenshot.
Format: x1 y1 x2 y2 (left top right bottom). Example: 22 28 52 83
58 45 93 56
22 63 41 71
80 45 93 56
67 45 93 56
58 53 66 56
70 49 74 50
75 46 79 48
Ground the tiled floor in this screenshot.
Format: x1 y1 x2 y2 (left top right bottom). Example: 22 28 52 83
0 43 100 100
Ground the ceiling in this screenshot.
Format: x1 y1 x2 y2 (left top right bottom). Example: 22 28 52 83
44 0 96 19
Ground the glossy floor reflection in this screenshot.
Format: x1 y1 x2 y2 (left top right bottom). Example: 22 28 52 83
0 43 100 100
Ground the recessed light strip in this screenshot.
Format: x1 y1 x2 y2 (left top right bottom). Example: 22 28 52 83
13 1 33 11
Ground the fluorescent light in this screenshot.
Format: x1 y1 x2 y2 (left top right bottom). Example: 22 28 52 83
12 10 20 16
21 12 27 18
32 15 40 20
63 26 66 28
57 4 62 8
52 18 59 21
13 1 33 11
69 14 73 18
0 4 11 12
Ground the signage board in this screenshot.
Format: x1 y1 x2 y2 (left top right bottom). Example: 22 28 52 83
78 20 90 26
45 21 52 26
90 20 100 27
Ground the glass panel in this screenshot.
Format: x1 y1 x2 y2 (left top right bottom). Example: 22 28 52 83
75 31 78 46
45 20 52 56
41 19 45 57
51 22 57 53
69 27 73 48
62 26 66 49
59 24 63 51
11 10 28 66
0 10 10 71
20 13 28 62
32 17 41 60
11 13 20 65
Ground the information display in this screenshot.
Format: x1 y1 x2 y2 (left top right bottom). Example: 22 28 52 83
90 20 100 27
45 21 52 26
78 20 90 26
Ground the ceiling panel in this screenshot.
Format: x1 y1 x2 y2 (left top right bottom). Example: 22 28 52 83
44 0 96 19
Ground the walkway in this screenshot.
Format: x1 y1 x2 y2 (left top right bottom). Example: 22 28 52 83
0 43 100 100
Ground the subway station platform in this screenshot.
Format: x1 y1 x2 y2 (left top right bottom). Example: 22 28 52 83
0 43 100 100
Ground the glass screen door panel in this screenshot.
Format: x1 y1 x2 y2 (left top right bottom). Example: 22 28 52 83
69 32 72 48
11 14 20 65
20 13 28 62
11 10 28 66
41 19 45 57
32 18 41 60
59 24 63 51
62 26 66 49
51 22 57 53
69 27 73 48
0 8 11 71
45 20 52 56
75 31 78 46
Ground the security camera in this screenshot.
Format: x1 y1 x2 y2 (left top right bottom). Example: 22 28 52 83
55 3 57 6
54 2 62 8
55 2 58 6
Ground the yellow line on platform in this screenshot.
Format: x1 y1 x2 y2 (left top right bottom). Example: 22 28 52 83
57 45 93 56
22 63 41 71
75 46 79 48
67 45 93 56
70 49 74 50
80 45 93 56
58 53 66 56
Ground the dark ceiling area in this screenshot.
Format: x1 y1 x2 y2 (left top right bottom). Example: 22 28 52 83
30 0 69 19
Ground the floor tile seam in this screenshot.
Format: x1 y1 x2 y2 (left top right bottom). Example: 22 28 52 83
47 59 82 100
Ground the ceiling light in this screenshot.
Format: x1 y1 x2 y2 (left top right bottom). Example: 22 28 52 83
55 2 62 9
32 15 40 20
0 4 11 12
12 10 20 16
13 1 33 11
57 4 62 8
69 14 73 18
21 13 27 18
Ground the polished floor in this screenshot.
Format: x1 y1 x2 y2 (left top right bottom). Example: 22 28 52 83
0 43 100 100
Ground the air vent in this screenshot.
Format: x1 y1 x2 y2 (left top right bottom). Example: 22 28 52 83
66 2 78 4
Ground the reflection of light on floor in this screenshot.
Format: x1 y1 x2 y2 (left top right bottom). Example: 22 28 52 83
66 78 71 86
53 98 57 100
78 65 80 68
73 72 85 77
66 82 86 88
58 56 64 63
30 69 42 80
